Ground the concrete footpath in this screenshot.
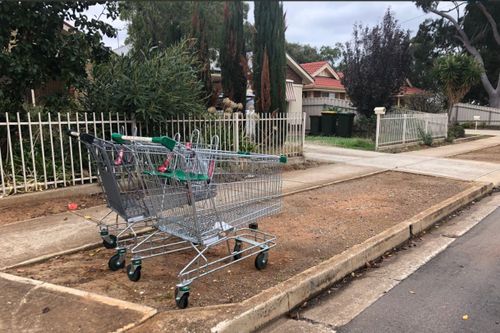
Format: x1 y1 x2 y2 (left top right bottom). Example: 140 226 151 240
0 272 155 333
305 135 500 186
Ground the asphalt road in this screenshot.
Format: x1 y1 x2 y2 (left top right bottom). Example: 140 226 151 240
337 207 500 333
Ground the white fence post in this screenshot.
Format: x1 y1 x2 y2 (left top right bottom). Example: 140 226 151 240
402 114 407 144
302 112 306 153
374 107 387 151
233 112 240 152
425 118 429 134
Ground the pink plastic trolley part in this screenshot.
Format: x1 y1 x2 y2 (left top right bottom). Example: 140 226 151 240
157 154 173 173
114 149 125 166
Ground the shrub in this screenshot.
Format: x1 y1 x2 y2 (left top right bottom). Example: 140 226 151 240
448 123 465 139
418 127 433 146
82 40 205 122
353 115 376 138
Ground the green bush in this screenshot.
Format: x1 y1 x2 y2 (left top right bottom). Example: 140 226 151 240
353 115 376 138
418 127 433 146
448 123 465 140
82 39 206 122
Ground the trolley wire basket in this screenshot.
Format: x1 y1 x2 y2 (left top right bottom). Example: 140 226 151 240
112 133 286 309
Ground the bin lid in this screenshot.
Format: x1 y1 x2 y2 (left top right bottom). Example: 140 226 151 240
321 111 338 115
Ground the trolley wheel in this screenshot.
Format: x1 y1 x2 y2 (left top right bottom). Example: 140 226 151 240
233 241 242 261
249 222 259 230
103 235 117 249
255 251 268 270
108 253 125 271
126 264 141 282
175 289 189 309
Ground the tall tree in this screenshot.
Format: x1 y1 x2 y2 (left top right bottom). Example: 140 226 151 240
0 1 118 110
319 44 343 67
285 42 322 64
221 1 247 110
415 1 500 107
433 54 481 117
341 9 411 116
409 18 458 91
285 42 343 67
120 1 250 60
190 4 213 107
253 1 286 114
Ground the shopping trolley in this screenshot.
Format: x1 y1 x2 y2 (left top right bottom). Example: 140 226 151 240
67 129 219 277
113 133 286 309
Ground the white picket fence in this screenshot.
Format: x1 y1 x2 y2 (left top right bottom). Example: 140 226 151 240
302 97 356 131
376 112 448 149
0 111 305 196
452 103 500 125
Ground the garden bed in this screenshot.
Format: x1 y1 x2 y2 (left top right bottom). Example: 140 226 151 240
450 144 500 163
7 171 471 311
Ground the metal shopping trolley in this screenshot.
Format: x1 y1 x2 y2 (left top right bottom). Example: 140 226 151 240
113 133 287 309
67 130 194 273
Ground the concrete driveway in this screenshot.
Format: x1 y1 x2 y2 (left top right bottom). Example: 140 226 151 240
304 135 500 186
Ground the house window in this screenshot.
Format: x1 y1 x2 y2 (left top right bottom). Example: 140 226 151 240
329 92 336 98
320 92 329 98
314 91 321 98
338 93 346 100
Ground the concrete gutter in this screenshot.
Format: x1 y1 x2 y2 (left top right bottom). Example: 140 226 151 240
211 182 493 333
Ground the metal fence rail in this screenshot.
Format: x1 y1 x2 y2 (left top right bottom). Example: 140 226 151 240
0 111 304 196
452 103 500 125
376 113 448 149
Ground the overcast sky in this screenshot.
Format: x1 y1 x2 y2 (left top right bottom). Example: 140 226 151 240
87 1 451 50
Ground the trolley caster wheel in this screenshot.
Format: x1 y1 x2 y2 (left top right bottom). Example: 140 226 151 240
175 287 190 309
233 240 242 261
108 253 125 271
102 235 117 249
126 264 142 282
255 251 269 270
249 223 259 230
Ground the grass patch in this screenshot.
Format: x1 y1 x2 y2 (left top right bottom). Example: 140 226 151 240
306 136 375 150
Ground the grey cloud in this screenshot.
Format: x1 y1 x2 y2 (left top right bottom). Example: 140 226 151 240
91 1 445 49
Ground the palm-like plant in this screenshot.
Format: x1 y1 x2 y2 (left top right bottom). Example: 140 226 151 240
433 54 482 116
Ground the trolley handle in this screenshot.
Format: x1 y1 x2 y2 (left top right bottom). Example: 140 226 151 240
66 128 95 144
111 133 177 151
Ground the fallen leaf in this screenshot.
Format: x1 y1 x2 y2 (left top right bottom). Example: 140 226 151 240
409 290 415 294
462 314 469 320
84 215 92 220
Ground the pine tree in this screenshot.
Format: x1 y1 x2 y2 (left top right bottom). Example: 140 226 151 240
253 1 286 114
221 1 248 110
191 3 214 107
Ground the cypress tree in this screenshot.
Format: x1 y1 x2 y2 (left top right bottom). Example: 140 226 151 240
253 1 286 114
191 3 214 107
221 1 247 110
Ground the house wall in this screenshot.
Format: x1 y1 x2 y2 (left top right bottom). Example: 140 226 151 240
286 64 303 84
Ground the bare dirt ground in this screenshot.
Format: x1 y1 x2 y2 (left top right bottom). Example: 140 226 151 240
8 171 471 311
0 192 106 225
451 144 500 163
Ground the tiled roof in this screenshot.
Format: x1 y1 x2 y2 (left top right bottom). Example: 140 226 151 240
300 61 329 75
400 86 426 95
311 77 345 89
